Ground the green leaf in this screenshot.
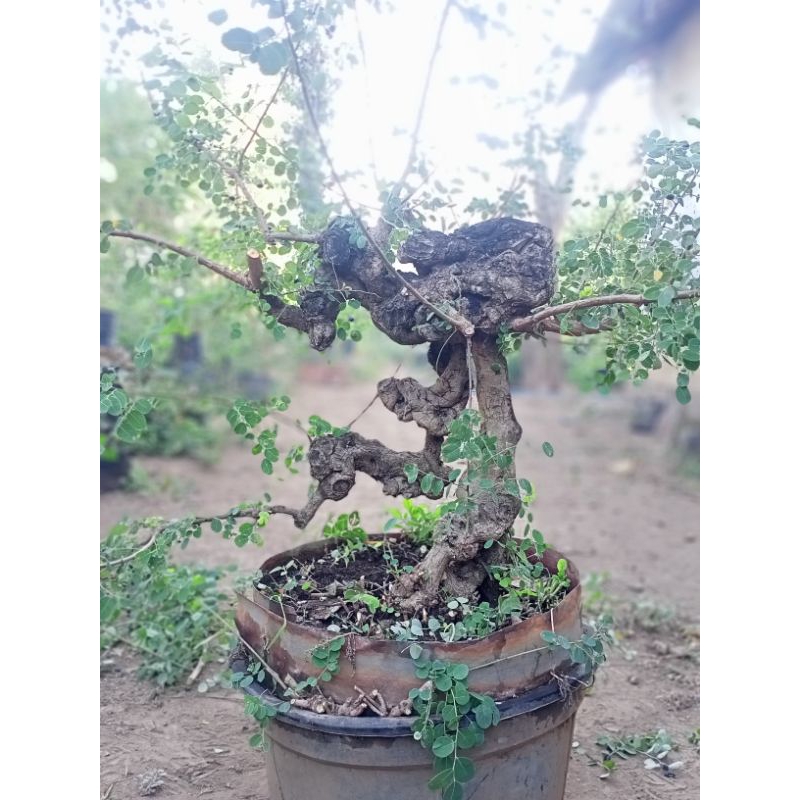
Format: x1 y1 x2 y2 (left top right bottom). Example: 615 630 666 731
409 643 423 660
542 441 554 458
133 338 152 369
658 286 676 307
100 388 128 416
443 782 464 800
687 117 700 128
452 756 476 783
100 237 110 253
421 472 435 493
208 9 228 25
126 265 145 286
100 595 118 623
114 407 147 443
570 645 587 663
432 736 455 758
248 733 263 748
434 674 453 692
404 464 419 483
257 41 289 75
676 373 690 388
210 518 222 533
643 285 662 301
428 769 454 791
474 702 495 729
221 27 258 54
676 386 691 405
620 219 646 238
450 663 469 681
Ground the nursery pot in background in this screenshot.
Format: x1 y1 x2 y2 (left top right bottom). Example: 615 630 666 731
234 536 588 799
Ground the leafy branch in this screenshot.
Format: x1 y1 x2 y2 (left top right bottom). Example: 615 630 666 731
510 289 700 336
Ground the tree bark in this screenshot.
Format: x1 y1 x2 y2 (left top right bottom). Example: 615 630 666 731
390 334 523 611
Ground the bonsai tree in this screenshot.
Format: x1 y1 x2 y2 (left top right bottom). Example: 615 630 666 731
100 0 699 794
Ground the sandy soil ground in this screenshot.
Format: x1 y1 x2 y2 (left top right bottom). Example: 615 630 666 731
100 379 699 800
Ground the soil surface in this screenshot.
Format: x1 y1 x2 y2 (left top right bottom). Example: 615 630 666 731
101 379 699 800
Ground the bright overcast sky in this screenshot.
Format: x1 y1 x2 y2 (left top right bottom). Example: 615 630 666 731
101 0 686 220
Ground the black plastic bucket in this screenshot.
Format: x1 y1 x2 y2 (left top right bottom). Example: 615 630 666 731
232 657 591 800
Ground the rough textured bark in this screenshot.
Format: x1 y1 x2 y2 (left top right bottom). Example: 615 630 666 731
390 334 524 610
307 430 450 507
282 216 557 613
378 342 469 436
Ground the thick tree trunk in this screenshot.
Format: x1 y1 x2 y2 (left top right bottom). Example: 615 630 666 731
274 217 556 613
391 334 523 611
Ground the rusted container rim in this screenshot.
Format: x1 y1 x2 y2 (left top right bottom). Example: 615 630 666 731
233 658 592 738
251 533 581 647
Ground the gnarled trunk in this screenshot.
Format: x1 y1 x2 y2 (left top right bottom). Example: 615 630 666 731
391 333 523 610
270 216 556 614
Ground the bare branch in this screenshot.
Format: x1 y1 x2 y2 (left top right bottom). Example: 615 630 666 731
101 500 323 568
108 229 317 281
108 230 252 288
106 230 332 345
509 289 700 335
345 361 403 429
205 93 260 137
205 151 319 246
394 0 454 200
537 317 613 337
238 67 289 172
269 489 325 529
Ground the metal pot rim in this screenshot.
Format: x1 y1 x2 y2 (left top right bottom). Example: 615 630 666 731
248 533 582 649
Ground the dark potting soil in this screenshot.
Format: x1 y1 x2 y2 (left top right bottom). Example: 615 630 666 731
255 536 568 641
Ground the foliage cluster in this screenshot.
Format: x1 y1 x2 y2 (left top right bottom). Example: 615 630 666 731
101 521 235 685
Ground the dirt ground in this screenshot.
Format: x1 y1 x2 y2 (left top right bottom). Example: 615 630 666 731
100 378 699 800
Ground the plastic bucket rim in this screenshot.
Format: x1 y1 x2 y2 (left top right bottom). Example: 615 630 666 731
233 658 592 738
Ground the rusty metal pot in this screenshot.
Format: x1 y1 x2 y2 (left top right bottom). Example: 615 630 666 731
232 658 590 800
233 536 587 799
235 536 583 707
